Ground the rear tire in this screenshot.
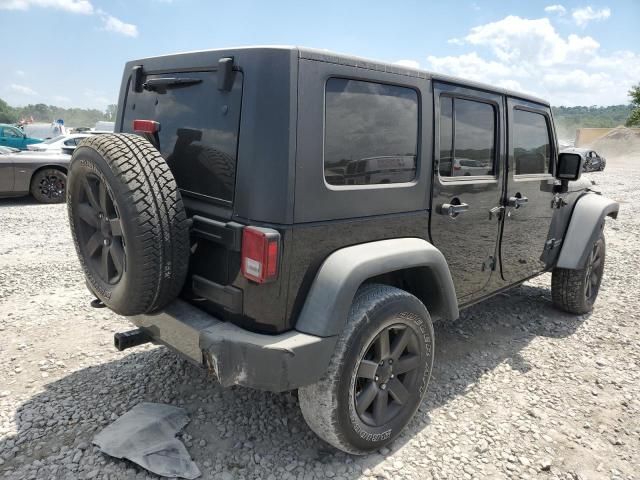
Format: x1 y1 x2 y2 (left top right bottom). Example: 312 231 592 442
552 233 606 314
30 168 67 203
67 134 190 316
299 284 434 454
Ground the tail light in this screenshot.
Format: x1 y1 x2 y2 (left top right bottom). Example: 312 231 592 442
133 119 160 134
241 226 280 284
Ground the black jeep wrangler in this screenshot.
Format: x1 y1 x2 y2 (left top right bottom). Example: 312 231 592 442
67 46 619 454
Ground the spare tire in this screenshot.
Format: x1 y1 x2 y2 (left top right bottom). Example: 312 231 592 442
67 134 190 316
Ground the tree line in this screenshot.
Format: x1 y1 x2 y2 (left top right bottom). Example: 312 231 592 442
552 104 635 140
0 97 117 128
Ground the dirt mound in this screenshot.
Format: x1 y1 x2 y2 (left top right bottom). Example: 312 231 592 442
590 126 640 159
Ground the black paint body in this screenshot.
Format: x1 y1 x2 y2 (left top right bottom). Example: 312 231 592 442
115 47 587 334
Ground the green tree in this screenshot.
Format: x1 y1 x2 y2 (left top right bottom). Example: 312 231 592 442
0 98 18 123
626 83 640 127
105 104 118 121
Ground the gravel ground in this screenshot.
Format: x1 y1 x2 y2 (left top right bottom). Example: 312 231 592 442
0 157 638 480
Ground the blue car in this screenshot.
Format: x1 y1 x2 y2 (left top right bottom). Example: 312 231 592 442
0 124 43 150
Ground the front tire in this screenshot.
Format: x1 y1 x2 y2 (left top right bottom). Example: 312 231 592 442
299 284 434 454
552 233 606 314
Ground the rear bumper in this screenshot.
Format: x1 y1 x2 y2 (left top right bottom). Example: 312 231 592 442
131 300 336 392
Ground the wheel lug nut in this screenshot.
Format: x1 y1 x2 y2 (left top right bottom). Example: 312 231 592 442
374 376 379 381
379 361 384 366
380 383 387 390
388 359 393 364
390 374 394 379
103 239 110 246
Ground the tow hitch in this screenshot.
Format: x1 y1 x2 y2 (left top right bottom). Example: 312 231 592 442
114 329 151 351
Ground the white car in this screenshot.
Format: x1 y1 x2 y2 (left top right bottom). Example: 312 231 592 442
21 122 66 140
94 121 115 133
26 134 91 152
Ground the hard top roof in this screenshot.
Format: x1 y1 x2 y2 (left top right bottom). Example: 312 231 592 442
130 45 551 107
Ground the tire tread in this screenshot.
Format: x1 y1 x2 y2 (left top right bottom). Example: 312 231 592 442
68 134 190 315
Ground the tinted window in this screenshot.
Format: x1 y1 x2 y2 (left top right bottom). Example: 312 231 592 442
439 97 454 177
513 109 551 175
4 127 22 138
122 70 243 202
439 97 496 177
324 78 418 186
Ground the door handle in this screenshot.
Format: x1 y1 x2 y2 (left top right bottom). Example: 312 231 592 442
438 202 469 217
507 195 528 208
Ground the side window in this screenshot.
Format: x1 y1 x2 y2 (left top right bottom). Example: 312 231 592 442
512 109 551 175
4 127 21 138
439 97 453 177
64 139 77 146
438 96 496 178
324 78 419 186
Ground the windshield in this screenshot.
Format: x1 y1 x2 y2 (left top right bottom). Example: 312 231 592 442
42 135 65 144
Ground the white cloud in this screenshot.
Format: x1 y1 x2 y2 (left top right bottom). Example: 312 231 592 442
9 84 37 95
462 16 599 67
427 52 513 81
99 12 138 37
572 6 611 26
423 14 640 105
0 0 93 14
544 4 566 15
395 59 420 69
15 69 25 76
0 0 138 38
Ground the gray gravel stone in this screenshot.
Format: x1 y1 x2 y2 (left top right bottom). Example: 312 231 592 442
1 164 639 479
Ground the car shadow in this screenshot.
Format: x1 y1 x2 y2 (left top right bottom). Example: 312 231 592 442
0 281 586 479
0 197 44 208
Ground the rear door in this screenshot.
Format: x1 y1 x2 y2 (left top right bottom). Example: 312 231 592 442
500 98 557 281
430 83 505 301
120 69 243 213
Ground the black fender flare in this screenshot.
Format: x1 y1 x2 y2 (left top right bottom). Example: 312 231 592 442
295 238 459 337
556 193 619 269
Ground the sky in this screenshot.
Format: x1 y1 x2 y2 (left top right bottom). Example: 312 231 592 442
0 0 638 110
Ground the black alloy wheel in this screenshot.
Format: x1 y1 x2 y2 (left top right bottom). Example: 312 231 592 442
584 239 604 302
30 168 67 203
355 324 422 427
74 173 125 285
38 173 65 201
298 284 434 454
551 232 606 314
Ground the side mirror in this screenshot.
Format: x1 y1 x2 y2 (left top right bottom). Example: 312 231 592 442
556 152 583 182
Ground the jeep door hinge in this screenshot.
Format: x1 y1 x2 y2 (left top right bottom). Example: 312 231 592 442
544 238 562 251
551 195 567 209
489 205 504 220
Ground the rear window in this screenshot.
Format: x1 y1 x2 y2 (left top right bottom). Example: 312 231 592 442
324 78 419 186
122 70 243 203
